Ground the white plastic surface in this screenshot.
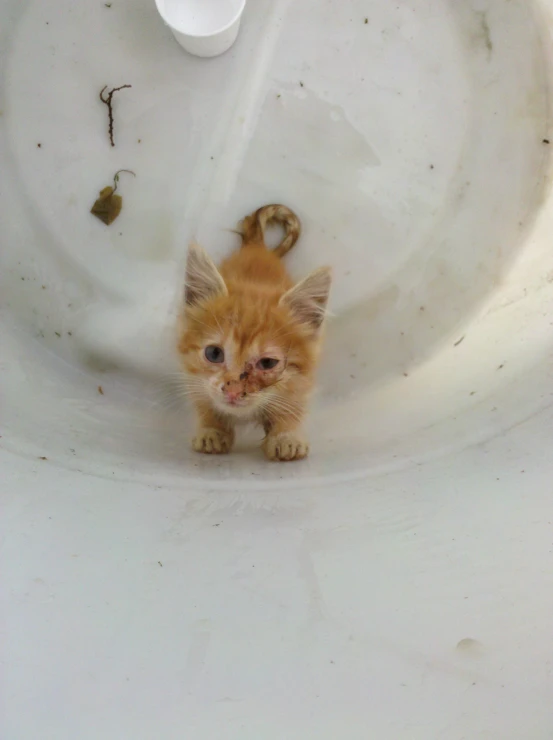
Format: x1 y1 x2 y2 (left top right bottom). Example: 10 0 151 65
2 0 553 737
155 0 245 57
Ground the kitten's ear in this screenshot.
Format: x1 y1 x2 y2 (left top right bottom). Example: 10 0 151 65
279 266 332 331
184 243 227 307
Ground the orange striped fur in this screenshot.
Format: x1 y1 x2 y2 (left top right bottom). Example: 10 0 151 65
178 205 331 461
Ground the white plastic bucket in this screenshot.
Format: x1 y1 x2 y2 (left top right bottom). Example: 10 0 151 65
3 0 553 736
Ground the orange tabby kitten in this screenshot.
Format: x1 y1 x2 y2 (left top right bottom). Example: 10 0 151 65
178 205 331 461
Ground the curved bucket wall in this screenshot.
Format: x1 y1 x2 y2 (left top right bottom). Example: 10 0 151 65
2 0 553 736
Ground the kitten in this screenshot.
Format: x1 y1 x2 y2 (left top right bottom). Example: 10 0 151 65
178 205 331 461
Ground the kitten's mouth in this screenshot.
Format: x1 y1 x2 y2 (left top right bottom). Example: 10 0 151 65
217 395 251 411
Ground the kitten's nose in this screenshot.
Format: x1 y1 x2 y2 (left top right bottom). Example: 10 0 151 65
222 380 245 404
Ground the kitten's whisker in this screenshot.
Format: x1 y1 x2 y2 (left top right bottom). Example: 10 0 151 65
269 327 296 341
154 388 204 406
153 372 208 411
268 396 302 412
265 400 301 415
205 309 225 336
262 397 303 422
186 316 220 334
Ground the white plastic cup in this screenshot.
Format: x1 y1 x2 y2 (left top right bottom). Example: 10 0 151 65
154 0 246 58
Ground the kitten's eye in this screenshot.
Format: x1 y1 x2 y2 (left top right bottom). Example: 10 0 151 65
204 345 225 363
257 357 279 370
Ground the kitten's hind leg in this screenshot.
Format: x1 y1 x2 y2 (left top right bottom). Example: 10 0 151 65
192 403 235 455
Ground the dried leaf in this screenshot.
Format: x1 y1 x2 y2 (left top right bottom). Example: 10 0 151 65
91 186 123 225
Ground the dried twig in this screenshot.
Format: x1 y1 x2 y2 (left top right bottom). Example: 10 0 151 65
99 84 132 147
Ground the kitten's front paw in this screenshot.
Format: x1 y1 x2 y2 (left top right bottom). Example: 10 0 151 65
192 428 234 454
263 432 309 462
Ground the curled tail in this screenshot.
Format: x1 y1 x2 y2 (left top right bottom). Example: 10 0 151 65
239 204 301 258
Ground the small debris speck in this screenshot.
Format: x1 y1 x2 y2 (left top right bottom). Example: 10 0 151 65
299 81 304 87
364 17 368 23
105 3 112 6
276 93 281 98
39 456 47 461
470 391 476 396
429 163 434 169
54 331 61 337
41 285 46 289
37 143 42 148
454 335 465 347
403 372 409 377
67 331 72 336
137 138 141 143
456 637 481 651
543 139 550 144
497 363 504 370
158 561 163 567
98 385 104 395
